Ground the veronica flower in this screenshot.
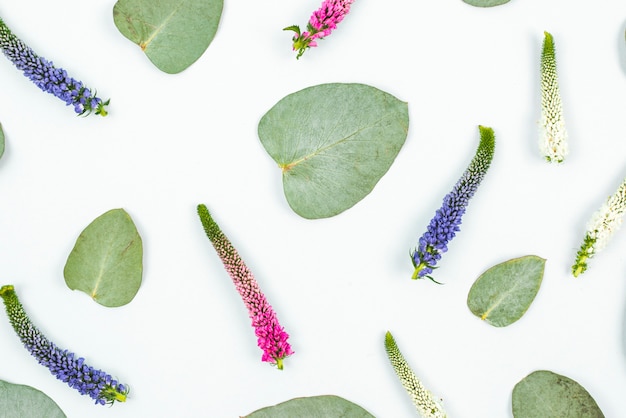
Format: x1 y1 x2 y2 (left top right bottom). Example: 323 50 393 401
411 126 495 281
572 176 626 277
539 31 568 163
384 331 447 418
284 0 355 59
0 285 128 405
197 204 294 369
0 17 108 116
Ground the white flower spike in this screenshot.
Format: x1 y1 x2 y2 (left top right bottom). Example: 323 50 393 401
384 331 447 418
539 31 568 163
572 176 626 277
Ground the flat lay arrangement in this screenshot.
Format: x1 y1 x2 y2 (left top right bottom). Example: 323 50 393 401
1 0 626 416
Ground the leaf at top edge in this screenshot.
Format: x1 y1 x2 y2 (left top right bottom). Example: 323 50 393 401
258 83 409 219
0 122 4 159
512 370 604 417
64 208 143 307
244 395 376 418
462 0 510 7
467 255 545 327
113 0 223 74
0 380 67 418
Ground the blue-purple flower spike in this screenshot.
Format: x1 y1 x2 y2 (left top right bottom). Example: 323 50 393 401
411 126 495 281
0 18 108 116
0 285 128 405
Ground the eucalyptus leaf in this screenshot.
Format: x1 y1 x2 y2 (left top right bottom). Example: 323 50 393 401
462 0 510 6
258 83 409 219
64 208 143 307
244 395 375 417
0 380 66 418
512 370 604 417
0 122 4 159
113 0 223 74
467 255 545 327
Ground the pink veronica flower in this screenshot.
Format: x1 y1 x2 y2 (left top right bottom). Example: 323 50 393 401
284 0 355 59
197 204 294 369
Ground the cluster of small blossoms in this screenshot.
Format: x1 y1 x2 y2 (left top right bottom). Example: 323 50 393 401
539 31 568 163
572 177 626 277
411 126 496 281
384 332 447 418
197 204 294 369
284 0 355 59
0 285 128 405
0 18 108 116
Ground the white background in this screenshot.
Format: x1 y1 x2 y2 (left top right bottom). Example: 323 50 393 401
1 0 626 417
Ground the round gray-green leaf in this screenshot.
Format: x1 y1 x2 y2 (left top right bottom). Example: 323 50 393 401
244 395 375 417
64 208 143 307
0 380 66 418
113 0 223 74
463 0 510 6
467 255 545 327
258 83 409 219
0 122 5 159
512 370 604 417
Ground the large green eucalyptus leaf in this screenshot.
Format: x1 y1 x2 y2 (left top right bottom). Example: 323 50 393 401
244 395 375 417
64 209 143 307
512 370 604 417
467 255 545 327
462 0 510 6
0 122 4 159
258 83 409 219
0 380 66 418
113 0 223 74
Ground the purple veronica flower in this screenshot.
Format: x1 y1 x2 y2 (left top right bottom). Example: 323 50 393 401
411 126 495 281
0 285 128 405
284 0 355 59
197 204 294 369
0 18 108 116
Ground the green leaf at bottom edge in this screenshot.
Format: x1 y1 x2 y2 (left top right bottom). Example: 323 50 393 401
463 0 510 7
512 370 604 418
0 380 67 418
244 395 375 417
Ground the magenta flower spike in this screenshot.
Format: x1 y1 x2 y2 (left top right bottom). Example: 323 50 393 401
197 204 294 369
284 0 355 59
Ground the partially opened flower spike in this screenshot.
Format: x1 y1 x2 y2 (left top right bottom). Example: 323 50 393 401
411 126 495 281
539 31 568 163
0 285 128 405
385 331 447 418
572 176 626 277
197 204 294 369
0 17 108 116
284 0 355 59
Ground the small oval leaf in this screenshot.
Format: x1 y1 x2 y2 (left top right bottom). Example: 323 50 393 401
244 395 375 418
512 370 604 417
258 83 409 219
463 0 510 6
113 0 223 74
64 208 143 307
0 380 67 418
467 255 545 327
0 122 5 159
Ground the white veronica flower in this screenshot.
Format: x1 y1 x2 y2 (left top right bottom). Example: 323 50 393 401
572 177 626 276
385 331 447 418
540 31 568 163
